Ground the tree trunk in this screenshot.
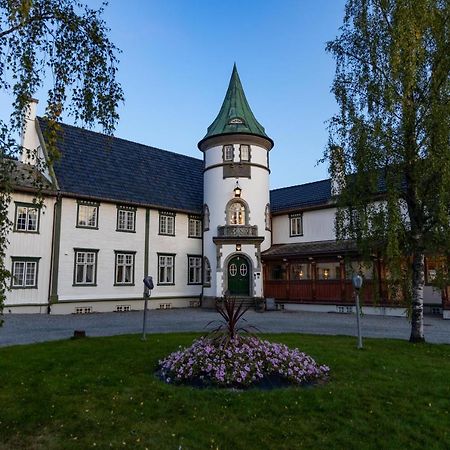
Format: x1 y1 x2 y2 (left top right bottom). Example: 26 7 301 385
410 251 425 343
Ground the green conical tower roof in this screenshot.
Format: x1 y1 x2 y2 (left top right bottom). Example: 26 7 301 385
198 64 273 149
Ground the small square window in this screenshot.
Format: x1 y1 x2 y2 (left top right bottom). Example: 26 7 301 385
188 216 202 238
223 145 234 162
159 212 175 236
14 203 40 233
77 202 99 229
289 213 303 236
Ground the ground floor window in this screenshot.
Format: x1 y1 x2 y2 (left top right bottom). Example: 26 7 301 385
316 262 341 280
115 251 136 285
188 255 202 284
345 261 373 280
11 257 40 288
158 254 175 284
74 249 99 285
290 263 311 280
267 263 287 280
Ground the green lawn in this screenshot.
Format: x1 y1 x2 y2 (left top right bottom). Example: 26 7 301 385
0 333 449 450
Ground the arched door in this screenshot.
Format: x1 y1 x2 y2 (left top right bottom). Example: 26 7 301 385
228 256 250 296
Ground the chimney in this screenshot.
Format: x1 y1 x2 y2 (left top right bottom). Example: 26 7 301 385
330 145 346 197
20 98 39 164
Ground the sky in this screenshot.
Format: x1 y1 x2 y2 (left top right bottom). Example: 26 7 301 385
1 0 347 189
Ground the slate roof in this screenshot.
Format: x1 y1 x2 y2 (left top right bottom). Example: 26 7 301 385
262 240 358 259
198 64 273 149
270 179 332 214
34 118 334 214
38 118 204 213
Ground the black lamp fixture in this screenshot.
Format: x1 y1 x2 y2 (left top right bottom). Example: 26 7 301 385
234 180 242 198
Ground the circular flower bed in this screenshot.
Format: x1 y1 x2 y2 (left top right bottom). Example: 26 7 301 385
158 336 330 389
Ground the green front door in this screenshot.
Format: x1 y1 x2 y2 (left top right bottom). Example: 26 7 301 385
228 256 250 296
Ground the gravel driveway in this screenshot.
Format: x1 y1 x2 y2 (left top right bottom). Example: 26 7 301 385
0 309 449 347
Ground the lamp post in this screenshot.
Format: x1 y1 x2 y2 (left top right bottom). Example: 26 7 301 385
142 276 154 341
352 274 363 349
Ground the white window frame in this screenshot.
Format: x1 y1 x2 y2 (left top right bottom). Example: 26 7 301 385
115 251 135 285
188 216 202 238
117 207 136 232
223 145 234 162
158 254 175 285
289 213 303 236
77 202 99 229
159 212 175 236
74 249 98 285
240 144 250 162
188 255 202 285
11 258 39 288
14 203 39 233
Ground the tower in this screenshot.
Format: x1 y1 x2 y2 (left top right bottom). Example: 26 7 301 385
198 65 274 305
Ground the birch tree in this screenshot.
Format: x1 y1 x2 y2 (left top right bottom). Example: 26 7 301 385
0 0 123 321
326 0 449 342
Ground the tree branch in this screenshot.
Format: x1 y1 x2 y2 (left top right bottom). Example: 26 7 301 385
0 14 56 39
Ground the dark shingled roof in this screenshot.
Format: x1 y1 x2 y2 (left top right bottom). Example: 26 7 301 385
262 240 358 259
39 119 204 213
270 179 332 213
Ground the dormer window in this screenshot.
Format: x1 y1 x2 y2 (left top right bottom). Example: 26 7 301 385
223 145 234 162
229 117 244 124
240 144 250 162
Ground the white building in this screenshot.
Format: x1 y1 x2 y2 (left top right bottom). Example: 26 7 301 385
5 66 449 318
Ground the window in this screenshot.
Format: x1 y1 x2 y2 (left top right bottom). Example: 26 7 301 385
14 203 40 233
74 249 98 285
228 201 246 225
265 204 271 231
188 255 202 284
290 263 311 280
425 256 447 285
115 251 135 285
11 257 39 288
203 257 211 287
117 206 136 232
158 254 175 284
289 213 303 236
240 144 250 162
316 262 341 280
159 211 175 235
188 216 202 238
77 201 99 229
203 204 210 231
223 145 234 162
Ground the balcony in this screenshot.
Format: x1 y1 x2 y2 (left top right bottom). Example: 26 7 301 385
217 225 258 237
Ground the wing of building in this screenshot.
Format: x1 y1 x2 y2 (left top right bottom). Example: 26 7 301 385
5 67 449 318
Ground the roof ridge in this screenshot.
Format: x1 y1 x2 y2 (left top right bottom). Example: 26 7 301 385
37 117 203 164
